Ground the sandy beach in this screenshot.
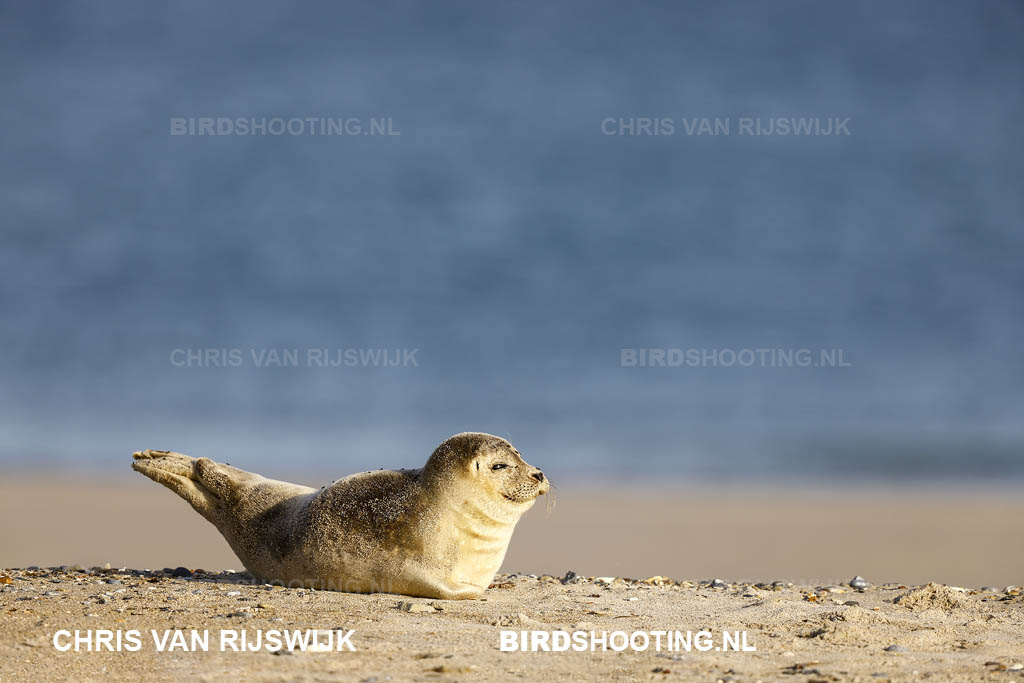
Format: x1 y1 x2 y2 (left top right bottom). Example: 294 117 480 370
1 567 1022 681
2 477 1023 680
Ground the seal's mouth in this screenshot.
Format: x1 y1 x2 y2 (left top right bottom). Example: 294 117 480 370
503 488 545 503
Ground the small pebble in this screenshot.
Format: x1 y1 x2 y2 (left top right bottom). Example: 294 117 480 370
850 576 870 589
561 570 578 585
517 613 543 627
884 644 908 653
172 567 192 578
709 578 726 589
226 591 241 596
398 601 436 614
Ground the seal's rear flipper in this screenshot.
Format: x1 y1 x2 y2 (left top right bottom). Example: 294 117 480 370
131 449 224 523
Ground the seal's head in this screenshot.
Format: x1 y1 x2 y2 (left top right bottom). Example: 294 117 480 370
425 432 549 507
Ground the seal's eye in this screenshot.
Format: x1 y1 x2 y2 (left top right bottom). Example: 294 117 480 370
491 463 508 471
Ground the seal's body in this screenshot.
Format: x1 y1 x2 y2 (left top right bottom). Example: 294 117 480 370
131 433 548 599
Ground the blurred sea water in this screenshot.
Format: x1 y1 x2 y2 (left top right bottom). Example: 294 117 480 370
1 2 1022 481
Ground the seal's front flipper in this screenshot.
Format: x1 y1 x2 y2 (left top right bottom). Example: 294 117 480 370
131 449 223 523
397 565 484 600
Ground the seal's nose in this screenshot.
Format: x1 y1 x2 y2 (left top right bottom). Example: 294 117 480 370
531 470 545 483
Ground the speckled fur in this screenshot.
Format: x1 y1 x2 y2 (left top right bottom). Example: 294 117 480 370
131 433 548 599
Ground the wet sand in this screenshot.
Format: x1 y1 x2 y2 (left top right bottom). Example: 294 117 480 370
3 477 1023 587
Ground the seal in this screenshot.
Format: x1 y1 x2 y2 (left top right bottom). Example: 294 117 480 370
131 432 549 599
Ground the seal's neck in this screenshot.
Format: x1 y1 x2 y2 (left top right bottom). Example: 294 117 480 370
421 470 528 528
447 494 526 531
421 475 526 530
